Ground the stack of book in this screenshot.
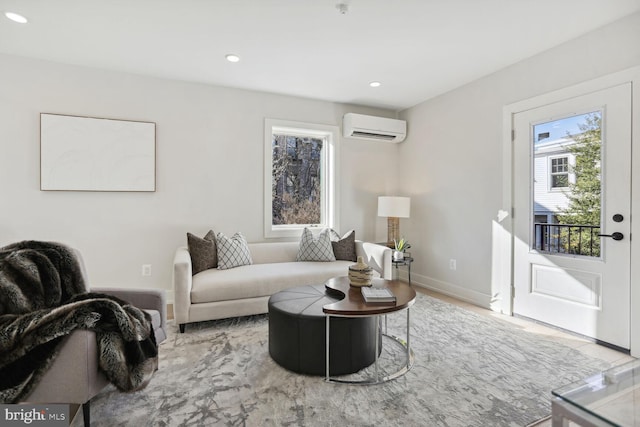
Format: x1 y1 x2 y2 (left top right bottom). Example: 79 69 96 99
361 287 396 304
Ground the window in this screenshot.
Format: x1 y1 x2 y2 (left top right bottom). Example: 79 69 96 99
550 156 569 189
264 119 339 238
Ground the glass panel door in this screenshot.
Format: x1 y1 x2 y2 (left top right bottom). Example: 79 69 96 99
532 112 602 258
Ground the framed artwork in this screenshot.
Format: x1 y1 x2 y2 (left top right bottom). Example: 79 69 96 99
40 113 156 192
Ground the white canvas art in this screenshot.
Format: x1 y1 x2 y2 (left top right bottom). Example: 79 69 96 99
40 113 156 191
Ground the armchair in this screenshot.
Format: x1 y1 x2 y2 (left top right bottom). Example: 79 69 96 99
19 250 167 426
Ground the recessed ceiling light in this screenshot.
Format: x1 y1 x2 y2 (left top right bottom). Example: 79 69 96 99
5 12 28 24
369 81 381 88
225 54 240 63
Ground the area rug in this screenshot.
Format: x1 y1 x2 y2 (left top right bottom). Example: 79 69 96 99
73 294 611 426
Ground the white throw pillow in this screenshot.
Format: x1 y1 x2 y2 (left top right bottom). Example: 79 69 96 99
216 232 253 270
296 228 336 262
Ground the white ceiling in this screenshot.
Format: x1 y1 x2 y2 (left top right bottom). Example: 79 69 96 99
1 0 639 111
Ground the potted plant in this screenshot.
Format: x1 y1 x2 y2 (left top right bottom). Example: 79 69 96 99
393 238 410 261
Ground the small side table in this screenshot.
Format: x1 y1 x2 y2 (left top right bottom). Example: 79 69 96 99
323 277 416 384
392 256 413 285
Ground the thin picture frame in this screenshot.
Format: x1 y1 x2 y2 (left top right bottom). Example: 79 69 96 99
40 113 156 192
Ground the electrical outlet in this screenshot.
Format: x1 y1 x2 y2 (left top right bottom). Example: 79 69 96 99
142 264 152 276
449 259 457 270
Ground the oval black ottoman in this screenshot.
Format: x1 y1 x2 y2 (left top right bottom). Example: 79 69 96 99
268 283 381 376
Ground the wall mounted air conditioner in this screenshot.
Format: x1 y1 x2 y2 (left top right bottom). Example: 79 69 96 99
342 113 407 143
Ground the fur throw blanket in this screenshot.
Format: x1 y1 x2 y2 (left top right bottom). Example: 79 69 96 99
0 241 158 403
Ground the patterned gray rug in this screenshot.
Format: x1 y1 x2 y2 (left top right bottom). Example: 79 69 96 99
74 294 611 426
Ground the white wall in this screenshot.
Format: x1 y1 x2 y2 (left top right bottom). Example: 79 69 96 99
5 11 638 308
0 54 398 300
398 12 640 306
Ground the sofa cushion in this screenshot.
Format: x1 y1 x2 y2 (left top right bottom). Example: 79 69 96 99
216 232 253 270
248 241 299 264
331 230 357 262
191 261 365 303
187 230 217 274
296 228 336 262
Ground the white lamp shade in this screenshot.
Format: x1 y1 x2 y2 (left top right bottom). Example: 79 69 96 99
378 196 411 218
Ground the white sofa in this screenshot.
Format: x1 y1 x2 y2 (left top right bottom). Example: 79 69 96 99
172 240 392 332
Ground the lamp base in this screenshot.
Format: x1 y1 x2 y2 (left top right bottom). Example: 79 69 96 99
387 217 400 248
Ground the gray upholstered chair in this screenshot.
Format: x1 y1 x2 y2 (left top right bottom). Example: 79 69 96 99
21 249 167 426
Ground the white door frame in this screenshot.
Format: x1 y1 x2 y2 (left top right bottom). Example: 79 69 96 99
500 66 640 356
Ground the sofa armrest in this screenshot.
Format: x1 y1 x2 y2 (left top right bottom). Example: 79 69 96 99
355 241 392 280
172 246 193 326
91 286 167 336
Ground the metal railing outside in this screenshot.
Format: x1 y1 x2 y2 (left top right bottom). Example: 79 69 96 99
534 223 601 257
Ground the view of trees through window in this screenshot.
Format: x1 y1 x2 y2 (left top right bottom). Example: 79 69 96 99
534 112 602 256
556 112 602 256
557 113 602 227
271 133 323 225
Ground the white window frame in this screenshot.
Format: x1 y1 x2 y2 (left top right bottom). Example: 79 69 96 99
549 155 570 190
264 118 340 239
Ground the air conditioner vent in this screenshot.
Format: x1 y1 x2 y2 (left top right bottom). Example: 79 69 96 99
351 131 397 141
342 113 406 143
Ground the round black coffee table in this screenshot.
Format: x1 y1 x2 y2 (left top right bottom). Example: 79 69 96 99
268 283 381 376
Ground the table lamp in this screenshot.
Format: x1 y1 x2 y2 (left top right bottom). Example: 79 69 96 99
378 196 411 248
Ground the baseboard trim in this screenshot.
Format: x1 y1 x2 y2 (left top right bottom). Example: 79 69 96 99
399 270 493 309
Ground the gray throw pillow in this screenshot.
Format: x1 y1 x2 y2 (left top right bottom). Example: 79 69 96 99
331 229 357 262
216 232 253 270
187 230 217 275
296 228 336 262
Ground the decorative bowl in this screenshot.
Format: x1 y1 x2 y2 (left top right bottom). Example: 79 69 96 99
348 256 373 287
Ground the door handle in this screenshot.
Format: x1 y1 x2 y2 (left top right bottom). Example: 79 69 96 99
598 232 624 241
